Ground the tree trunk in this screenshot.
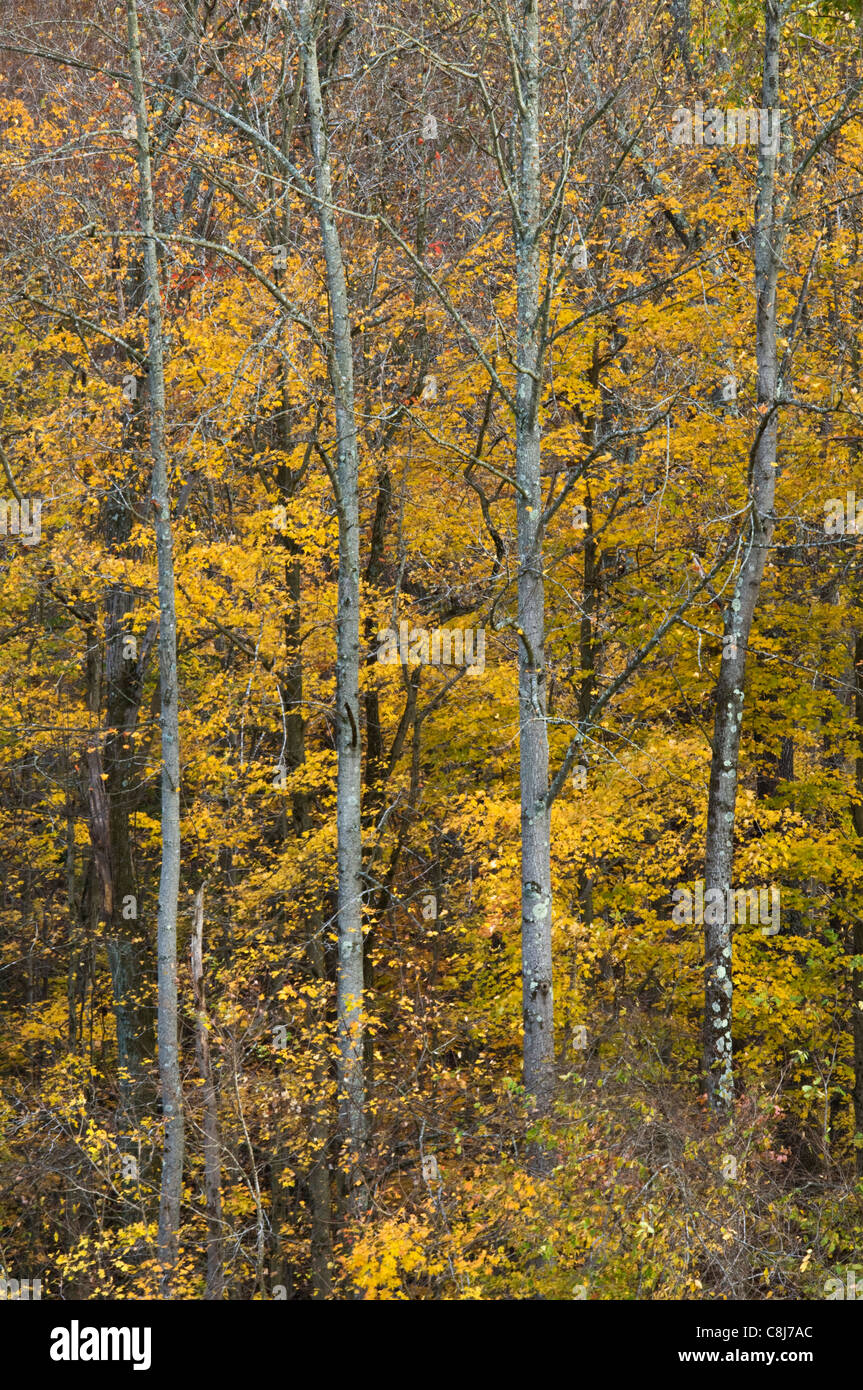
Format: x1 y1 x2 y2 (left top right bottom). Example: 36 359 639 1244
850 633 863 1173
307 930 334 1298
190 885 222 1299
125 0 185 1284
300 0 367 1209
88 488 155 1118
669 0 692 72
515 0 554 1117
274 399 334 1292
702 0 781 1113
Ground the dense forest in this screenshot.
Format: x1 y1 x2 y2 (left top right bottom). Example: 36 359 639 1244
1 0 863 1303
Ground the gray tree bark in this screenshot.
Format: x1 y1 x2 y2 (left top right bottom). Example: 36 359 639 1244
300 0 367 1208
515 0 554 1116
702 0 781 1112
125 0 185 1282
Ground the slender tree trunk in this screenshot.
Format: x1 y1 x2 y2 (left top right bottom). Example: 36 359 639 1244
850 632 863 1173
274 402 334 1292
300 0 367 1208
102 227 159 1121
190 885 222 1299
307 931 334 1297
702 0 781 1113
669 0 693 73
515 0 554 1116
86 512 155 1118
126 0 184 1283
